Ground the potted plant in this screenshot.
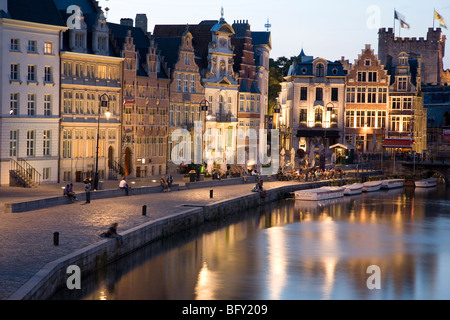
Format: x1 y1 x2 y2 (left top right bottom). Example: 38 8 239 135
183 174 190 183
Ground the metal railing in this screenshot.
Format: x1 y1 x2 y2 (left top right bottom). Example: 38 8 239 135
216 112 233 122
10 158 41 187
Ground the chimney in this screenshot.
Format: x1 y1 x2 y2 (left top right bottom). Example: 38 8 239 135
0 0 8 13
135 14 148 33
120 18 133 27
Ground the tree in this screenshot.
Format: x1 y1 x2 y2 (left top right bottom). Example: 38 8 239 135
267 56 301 115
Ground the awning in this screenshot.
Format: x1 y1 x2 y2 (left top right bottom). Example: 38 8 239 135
382 138 414 148
329 143 356 150
296 129 340 138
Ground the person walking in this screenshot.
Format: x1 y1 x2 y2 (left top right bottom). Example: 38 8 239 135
84 178 91 203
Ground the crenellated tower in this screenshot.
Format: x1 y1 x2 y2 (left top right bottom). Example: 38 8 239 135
378 27 446 85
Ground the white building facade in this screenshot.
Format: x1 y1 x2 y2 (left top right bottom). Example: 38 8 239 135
278 51 346 165
0 8 67 186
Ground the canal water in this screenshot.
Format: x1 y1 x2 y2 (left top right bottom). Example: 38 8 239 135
53 184 450 300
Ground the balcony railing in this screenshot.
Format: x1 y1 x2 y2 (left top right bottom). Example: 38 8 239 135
216 112 233 122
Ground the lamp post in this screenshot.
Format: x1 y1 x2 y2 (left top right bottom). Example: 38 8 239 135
200 100 211 166
94 93 111 190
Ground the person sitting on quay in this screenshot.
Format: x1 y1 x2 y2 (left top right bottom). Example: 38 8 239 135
119 177 130 196
64 183 78 202
160 176 168 192
100 222 123 248
166 173 173 191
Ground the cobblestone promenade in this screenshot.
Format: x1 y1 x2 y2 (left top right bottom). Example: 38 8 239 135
0 176 301 300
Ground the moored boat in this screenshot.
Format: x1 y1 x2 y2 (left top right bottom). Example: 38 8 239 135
381 179 405 189
344 183 364 195
294 186 345 201
362 180 382 192
415 177 437 188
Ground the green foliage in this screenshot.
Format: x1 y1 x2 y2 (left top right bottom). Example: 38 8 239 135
268 56 300 115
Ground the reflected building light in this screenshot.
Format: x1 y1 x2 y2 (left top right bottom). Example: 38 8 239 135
322 257 338 300
98 289 107 300
195 262 216 300
267 227 286 300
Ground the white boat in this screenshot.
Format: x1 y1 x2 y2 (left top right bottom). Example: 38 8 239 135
294 186 345 201
381 179 405 189
415 177 437 188
344 183 364 195
362 180 382 192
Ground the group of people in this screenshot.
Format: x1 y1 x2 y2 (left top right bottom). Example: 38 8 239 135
64 183 78 202
63 178 92 204
160 173 173 192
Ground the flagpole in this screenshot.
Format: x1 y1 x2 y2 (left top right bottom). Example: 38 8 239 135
393 8 396 36
433 8 435 29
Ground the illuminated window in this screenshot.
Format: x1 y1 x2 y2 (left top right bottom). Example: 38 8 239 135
10 130 18 157
44 42 53 55
43 130 51 156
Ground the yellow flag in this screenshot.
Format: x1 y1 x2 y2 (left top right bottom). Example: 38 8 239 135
435 10 447 29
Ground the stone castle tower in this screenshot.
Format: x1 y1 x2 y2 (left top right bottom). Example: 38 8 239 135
378 27 447 85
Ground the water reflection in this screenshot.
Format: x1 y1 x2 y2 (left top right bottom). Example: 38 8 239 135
52 185 450 300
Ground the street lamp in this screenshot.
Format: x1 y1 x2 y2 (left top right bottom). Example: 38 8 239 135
94 93 111 190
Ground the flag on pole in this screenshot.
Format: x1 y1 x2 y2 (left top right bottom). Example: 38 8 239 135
394 10 410 29
435 10 447 29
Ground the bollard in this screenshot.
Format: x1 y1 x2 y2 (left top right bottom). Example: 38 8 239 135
142 205 147 216
210 189 213 198
53 232 59 246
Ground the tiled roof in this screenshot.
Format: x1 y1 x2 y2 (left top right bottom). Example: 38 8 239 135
427 106 450 127
251 31 271 48
108 22 152 75
153 23 213 70
153 37 182 72
7 0 65 26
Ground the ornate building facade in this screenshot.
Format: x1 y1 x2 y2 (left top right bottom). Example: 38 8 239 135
110 20 170 178
57 0 123 185
344 44 390 153
278 50 346 163
154 28 205 173
384 52 427 153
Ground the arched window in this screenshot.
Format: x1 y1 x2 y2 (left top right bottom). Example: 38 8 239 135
315 63 324 77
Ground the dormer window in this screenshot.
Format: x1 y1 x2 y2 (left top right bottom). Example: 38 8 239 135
315 63 324 77
75 33 85 48
98 36 107 51
398 77 408 91
399 57 408 66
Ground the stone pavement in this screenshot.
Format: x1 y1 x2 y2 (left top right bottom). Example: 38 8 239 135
0 174 303 300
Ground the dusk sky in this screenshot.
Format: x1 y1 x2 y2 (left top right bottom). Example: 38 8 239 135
98 0 450 69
